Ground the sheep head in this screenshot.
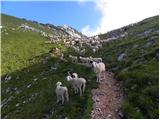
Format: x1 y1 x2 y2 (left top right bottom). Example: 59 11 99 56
66 76 72 81
56 81 62 86
90 61 97 68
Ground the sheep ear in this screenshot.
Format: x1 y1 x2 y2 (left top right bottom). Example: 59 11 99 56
67 71 70 75
90 61 93 64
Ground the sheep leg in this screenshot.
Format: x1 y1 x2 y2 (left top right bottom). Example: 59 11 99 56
96 75 98 82
79 87 82 97
96 73 100 83
76 87 79 93
56 95 60 103
73 86 78 94
99 73 101 83
103 71 106 80
61 96 64 104
96 72 98 82
96 74 99 83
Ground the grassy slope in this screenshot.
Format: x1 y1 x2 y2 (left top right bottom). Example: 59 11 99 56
1 14 159 119
1 14 97 118
96 16 159 118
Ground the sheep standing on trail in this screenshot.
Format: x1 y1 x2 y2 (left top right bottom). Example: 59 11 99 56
66 75 86 96
55 81 69 104
90 61 106 83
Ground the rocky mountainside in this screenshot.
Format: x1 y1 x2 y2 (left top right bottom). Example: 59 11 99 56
1 13 159 119
94 15 159 119
57 24 87 38
1 14 86 46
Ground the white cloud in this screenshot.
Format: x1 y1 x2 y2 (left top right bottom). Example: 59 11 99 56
81 0 160 37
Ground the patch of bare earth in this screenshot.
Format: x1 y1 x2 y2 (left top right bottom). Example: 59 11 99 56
91 71 124 119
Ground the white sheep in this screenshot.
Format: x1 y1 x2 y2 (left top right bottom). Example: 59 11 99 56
79 56 90 66
90 61 106 83
69 55 78 63
66 76 86 96
55 81 69 104
89 56 102 63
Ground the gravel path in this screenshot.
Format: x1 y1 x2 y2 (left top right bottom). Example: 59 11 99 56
91 71 124 119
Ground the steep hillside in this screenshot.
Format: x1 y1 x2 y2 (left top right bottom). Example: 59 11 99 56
1 13 159 119
95 15 159 118
1 14 97 118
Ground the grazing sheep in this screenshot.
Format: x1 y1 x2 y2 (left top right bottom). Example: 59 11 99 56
89 56 102 63
66 76 86 96
69 55 78 63
79 56 90 66
55 81 69 104
90 61 106 83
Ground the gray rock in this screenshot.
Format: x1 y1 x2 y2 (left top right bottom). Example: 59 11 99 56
95 91 105 96
4 75 12 82
135 107 141 112
16 103 20 107
140 49 144 54
115 109 119 112
5 32 8 35
144 39 156 47
112 67 119 71
27 84 32 88
107 114 112 118
118 111 124 118
133 44 138 49
16 76 20 80
5 88 10 93
3 115 8 119
131 84 137 90
43 77 47 80
117 53 126 61
50 66 57 71
122 67 129 72
33 78 38 81
15 89 22 94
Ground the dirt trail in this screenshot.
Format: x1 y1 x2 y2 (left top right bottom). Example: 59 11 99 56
91 71 124 119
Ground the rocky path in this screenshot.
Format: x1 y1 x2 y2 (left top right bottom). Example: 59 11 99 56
91 71 124 119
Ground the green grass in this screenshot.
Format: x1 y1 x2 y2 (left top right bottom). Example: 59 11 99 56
1 57 97 118
94 15 159 119
1 13 159 119
1 14 98 118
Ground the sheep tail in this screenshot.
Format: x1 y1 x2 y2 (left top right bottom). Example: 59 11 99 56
65 90 69 102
